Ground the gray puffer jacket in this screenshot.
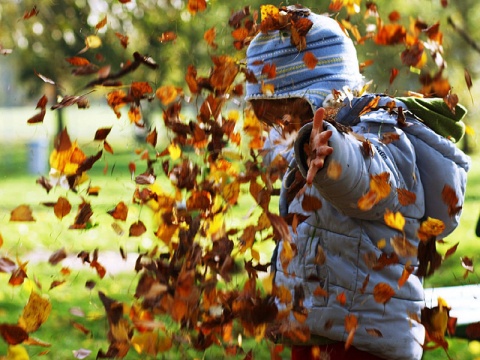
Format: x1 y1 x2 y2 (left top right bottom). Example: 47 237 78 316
267 94 470 360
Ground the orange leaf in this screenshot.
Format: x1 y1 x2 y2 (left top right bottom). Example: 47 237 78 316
156 85 181 106
398 262 414 288
442 184 461 217
54 196 72 219
10 205 35 222
159 31 177 43
303 52 318 70
187 0 207 14
107 202 128 221
313 286 328 298
261 63 276 79
115 32 129 48
397 188 416 206
203 27 217 49
417 217 445 242
95 15 107 30
66 56 91 67
373 282 395 304
336 292 347 306
344 314 358 350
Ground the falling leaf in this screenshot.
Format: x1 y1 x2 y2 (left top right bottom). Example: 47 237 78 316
53 196 72 219
156 85 181 106
301 194 322 212
95 16 108 30
390 235 417 257
129 221 147 237
397 262 414 288
261 63 276 79
384 209 405 231
0 324 29 345
23 5 39 20
187 0 207 14
204 27 217 49
397 188 416 206
18 292 52 333
48 248 67 265
94 128 112 141
10 205 35 222
336 292 347 306
107 202 128 221
85 35 102 49
373 282 395 304
115 32 129 48
417 217 445 242
344 314 358 350
159 31 177 43
303 52 318 70
442 184 461 217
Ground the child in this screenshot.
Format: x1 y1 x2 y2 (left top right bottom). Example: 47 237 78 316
245 6 470 360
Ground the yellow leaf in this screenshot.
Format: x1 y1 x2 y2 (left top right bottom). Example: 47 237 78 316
7 345 30 360
18 292 51 333
260 4 279 21
384 209 405 231
377 238 387 249
85 35 102 49
370 172 391 201
167 143 181 160
417 217 445 241
327 160 342 180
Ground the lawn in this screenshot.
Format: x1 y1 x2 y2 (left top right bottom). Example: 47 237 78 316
0 106 479 359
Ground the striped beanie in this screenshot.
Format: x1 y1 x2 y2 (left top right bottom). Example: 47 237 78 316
245 8 363 112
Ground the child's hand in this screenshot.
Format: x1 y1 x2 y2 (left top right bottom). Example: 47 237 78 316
306 108 333 185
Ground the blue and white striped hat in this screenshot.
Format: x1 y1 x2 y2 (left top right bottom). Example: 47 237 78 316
245 8 363 112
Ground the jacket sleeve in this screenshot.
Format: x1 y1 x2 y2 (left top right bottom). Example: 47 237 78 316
293 121 416 221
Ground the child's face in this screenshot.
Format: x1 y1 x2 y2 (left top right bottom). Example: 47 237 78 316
249 98 313 131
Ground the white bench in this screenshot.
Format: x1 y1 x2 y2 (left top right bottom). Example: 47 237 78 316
424 284 480 338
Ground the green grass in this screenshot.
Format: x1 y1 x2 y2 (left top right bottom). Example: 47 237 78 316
0 122 479 359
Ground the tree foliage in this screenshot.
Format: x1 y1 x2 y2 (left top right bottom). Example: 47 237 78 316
0 0 476 359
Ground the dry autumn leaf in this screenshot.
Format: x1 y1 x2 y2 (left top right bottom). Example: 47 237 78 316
384 209 405 232
10 205 35 222
19 291 52 333
54 196 72 219
373 282 395 304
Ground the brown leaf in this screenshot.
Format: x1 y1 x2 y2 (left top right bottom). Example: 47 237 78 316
129 221 147 237
23 5 39 20
10 205 35 222
397 188 416 206
441 184 461 217
54 196 72 219
159 31 177 43
27 109 46 124
48 248 67 265
373 282 395 304
146 128 157 147
301 194 322 212
94 127 112 141
66 56 91 67
0 324 29 345
70 202 93 229
107 202 128 221
0 257 16 273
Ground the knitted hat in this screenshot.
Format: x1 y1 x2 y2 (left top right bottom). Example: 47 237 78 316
245 7 363 112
